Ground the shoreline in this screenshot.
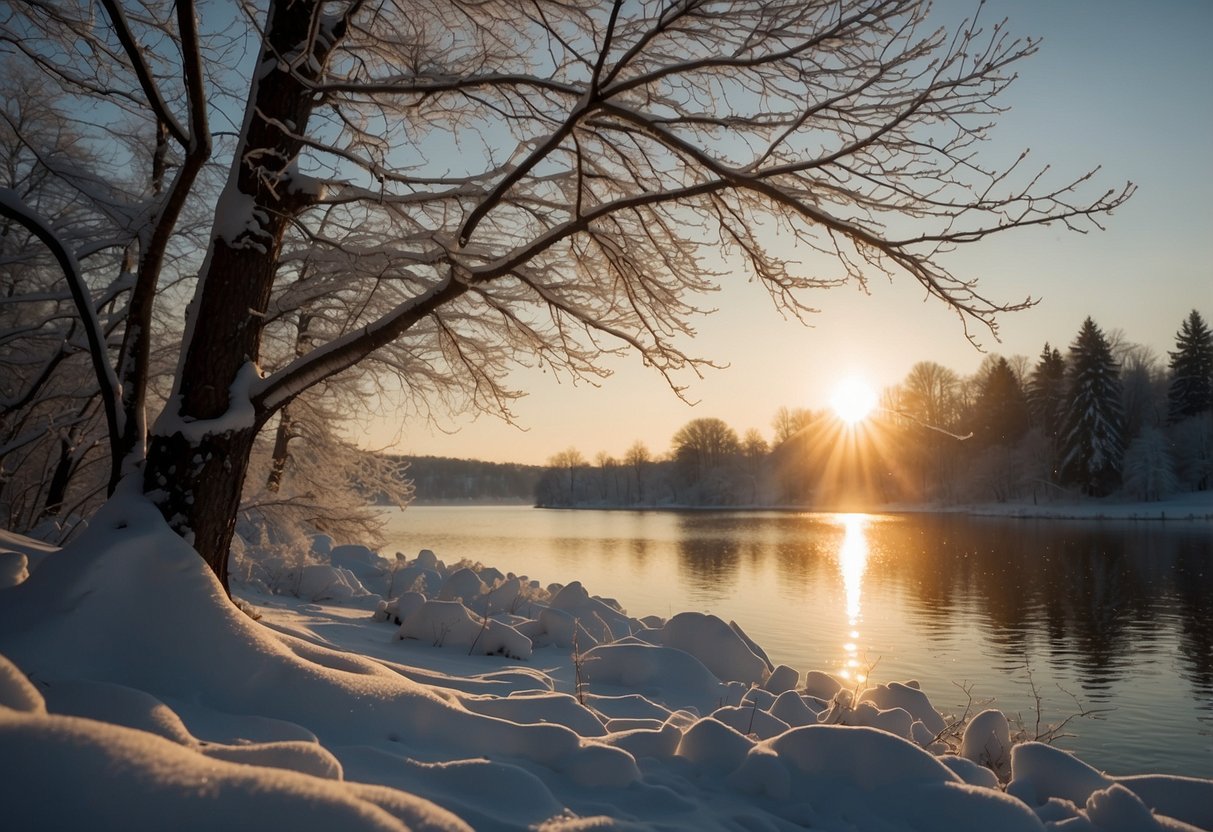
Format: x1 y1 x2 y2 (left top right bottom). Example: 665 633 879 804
529 491 1213 522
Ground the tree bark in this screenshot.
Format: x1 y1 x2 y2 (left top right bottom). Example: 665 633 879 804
266 311 312 493
39 435 76 519
142 0 333 589
265 408 293 495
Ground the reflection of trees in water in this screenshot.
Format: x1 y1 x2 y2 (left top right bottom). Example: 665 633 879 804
675 534 742 591
664 512 1211 705
1175 541 1213 712
672 513 832 599
863 518 1212 698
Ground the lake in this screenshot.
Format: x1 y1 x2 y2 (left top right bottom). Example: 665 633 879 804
382 506 1213 777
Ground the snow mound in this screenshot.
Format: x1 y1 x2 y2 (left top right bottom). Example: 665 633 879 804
0 652 44 713
1009 742 1213 830
548 581 634 643
580 642 742 715
397 599 532 659
857 680 947 736
732 725 1047 831
0 705 468 832
962 708 1013 781
660 611 768 684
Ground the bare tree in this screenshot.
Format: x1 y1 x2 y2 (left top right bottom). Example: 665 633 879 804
771 406 816 447
623 440 652 504
886 361 964 499
0 73 137 529
1 0 1131 588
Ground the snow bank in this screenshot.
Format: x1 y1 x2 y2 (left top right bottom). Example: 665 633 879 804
2 498 1211 832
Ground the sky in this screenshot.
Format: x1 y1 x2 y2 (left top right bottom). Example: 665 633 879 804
370 0 1213 466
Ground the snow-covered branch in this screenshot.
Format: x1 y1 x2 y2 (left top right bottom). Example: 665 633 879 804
0 188 124 481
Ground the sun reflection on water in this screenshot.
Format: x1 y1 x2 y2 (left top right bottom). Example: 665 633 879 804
836 513 870 682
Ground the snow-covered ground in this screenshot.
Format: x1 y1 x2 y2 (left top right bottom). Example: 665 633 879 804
2 495 1212 831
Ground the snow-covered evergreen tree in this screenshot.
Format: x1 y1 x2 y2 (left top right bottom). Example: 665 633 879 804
1121 427 1178 501
1059 318 1124 496
1167 310 1213 423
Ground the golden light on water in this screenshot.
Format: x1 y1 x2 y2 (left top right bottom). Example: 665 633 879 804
839 513 869 624
836 513 871 682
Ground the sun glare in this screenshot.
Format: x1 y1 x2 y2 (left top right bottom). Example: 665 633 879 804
831 377 877 425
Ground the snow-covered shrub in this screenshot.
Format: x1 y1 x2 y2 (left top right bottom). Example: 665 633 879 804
238 395 413 570
1121 427 1179 501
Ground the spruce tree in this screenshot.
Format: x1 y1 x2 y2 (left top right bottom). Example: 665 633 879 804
1167 310 1213 422
1028 343 1066 478
1059 318 1125 495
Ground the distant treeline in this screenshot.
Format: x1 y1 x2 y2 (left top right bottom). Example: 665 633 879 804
535 311 1213 509
399 455 543 504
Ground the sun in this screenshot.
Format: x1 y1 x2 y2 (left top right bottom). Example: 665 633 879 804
831 377 877 425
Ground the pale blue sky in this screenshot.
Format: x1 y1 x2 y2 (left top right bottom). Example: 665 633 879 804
375 0 1213 465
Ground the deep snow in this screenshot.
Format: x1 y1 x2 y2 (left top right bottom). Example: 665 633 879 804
2 495 1211 831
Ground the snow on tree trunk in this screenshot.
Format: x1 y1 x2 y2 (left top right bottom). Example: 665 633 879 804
143 0 335 585
144 427 257 592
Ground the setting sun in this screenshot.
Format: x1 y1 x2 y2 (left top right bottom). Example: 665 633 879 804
830 377 878 425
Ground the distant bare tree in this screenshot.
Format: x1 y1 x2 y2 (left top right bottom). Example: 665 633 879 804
623 440 652 504
540 447 588 505
740 428 770 503
772 407 816 447
887 361 964 499
0 0 1132 587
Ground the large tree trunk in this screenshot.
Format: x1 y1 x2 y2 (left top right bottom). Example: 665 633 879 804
144 428 258 591
143 0 335 589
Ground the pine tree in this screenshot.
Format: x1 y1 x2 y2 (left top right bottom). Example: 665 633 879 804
1167 310 1213 422
1027 343 1067 478
973 356 1030 447
1059 318 1125 496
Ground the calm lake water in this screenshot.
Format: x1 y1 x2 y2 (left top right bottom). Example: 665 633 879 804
382 506 1213 777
